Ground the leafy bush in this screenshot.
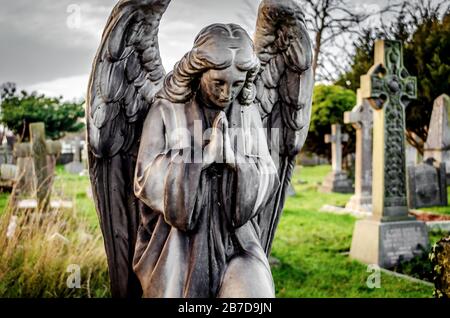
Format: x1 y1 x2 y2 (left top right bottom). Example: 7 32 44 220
0 88 85 141
304 84 356 159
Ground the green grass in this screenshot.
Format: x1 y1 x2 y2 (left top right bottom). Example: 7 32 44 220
271 165 442 298
53 166 98 230
0 166 109 297
0 164 447 297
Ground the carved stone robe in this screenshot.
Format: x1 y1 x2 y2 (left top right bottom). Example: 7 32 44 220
133 94 280 298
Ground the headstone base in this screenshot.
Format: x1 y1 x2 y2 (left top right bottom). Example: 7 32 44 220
345 194 372 212
350 219 429 268
320 171 353 193
17 199 73 210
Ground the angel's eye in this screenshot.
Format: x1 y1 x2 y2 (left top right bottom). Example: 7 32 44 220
233 81 244 87
214 80 225 86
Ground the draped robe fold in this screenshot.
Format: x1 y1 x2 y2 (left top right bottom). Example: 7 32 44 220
133 94 280 298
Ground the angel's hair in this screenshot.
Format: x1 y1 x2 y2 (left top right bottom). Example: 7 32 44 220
161 23 260 106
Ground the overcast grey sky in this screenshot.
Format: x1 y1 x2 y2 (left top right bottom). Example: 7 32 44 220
1 0 412 101
0 0 267 101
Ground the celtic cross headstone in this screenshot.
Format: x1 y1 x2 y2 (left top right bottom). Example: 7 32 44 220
350 40 429 268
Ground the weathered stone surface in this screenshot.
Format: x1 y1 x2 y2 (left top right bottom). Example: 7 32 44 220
0 146 14 165
350 219 429 268
86 0 315 299
65 138 84 174
13 142 31 158
424 94 450 181
26 123 62 211
408 161 447 209
344 89 373 212
14 143 35 196
350 39 429 268
30 123 52 211
321 124 353 193
405 144 419 166
0 164 17 180
321 171 353 193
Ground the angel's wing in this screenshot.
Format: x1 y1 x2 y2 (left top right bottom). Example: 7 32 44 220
253 0 314 255
86 0 171 297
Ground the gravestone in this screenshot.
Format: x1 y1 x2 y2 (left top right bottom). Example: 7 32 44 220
0 163 17 190
0 146 14 165
344 89 373 212
64 137 84 174
30 123 56 211
408 161 447 209
57 142 74 165
298 151 328 166
350 40 429 268
14 123 64 211
1 164 17 180
13 142 35 196
405 143 419 166
320 124 353 193
424 94 450 180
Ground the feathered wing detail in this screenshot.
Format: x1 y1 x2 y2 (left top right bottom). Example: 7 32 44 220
86 0 171 297
253 0 314 255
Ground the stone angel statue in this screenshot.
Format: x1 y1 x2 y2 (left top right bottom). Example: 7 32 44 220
87 0 313 298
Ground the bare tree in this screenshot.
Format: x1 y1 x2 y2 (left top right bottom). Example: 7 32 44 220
301 0 401 82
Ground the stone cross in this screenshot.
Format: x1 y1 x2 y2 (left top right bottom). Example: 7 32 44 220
344 89 373 212
13 142 35 196
360 40 417 220
29 123 61 211
350 40 428 268
324 124 348 172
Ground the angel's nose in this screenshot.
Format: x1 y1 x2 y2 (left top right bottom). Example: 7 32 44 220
220 85 231 100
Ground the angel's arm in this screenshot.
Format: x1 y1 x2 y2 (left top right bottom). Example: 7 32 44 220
134 99 203 232
229 106 280 228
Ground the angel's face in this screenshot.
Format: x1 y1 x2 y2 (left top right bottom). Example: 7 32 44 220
199 64 247 109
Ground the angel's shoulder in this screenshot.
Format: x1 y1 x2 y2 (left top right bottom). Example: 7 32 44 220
150 97 172 111
146 97 175 118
